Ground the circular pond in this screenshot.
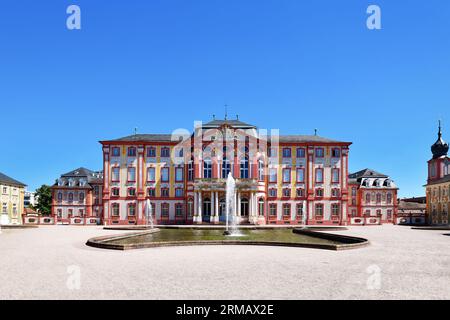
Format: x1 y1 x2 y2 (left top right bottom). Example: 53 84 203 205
87 228 369 251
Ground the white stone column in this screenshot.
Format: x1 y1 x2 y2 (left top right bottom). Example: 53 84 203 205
215 192 219 217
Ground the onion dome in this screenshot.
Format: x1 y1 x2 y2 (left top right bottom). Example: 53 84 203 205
431 121 449 159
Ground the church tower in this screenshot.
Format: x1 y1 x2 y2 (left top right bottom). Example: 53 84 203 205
428 121 449 183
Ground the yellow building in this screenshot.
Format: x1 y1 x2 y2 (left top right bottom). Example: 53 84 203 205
0 172 26 225
425 122 450 225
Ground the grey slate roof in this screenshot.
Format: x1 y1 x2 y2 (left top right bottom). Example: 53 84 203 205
349 168 388 179
0 172 26 187
426 174 450 186
201 119 257 129
54 167 103 188
109 134 175 142
277 135 345 143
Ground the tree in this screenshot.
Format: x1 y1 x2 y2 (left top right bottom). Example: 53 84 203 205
34 185 52 215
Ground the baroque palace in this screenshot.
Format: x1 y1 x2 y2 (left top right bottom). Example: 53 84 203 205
426 122 450 225
80 117 398 226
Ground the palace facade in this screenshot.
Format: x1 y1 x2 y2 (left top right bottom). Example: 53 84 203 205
0 172 26 225
100 118 354 226
425 122 450 225
51 168 103 225
347 169 398 225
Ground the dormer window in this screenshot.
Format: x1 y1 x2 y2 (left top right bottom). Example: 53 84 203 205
161 147 170 158
128 147 137 157
112 147 120 157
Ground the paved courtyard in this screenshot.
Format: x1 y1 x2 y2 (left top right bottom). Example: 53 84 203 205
0 225 449 300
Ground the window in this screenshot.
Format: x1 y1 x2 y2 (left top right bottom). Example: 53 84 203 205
283 204 291 217
79 192 84 202
387 193 392 204
112 167 120 182
161 167 170 182
387 210 392 219
366 193 371 204
365 209 371 216
296 203 304 218
187 199 194 217
282 148 291 158
147 147 156 157
147 167 155 182
203 159 212 178
296 168 305 183
352 187 357 197
282 188 291 198
269 204 277 216
2 187 7 194
269 168 277 183
351 210 357 217
188 160 194 181
147 188 155 197
175 188 184 197
161 147 170 158
112 147 120 157
175 203 184 217
240 157 249 178
127 167 136 182
68 209 73 216
376 209 382 216
111 188 120 197
57 192 63 201
331 188 340 197
316 188 324 197
315 204 324 216
315 168 324 183
175 148 183 157
161 203 169 217
128 204 136 216
269 189 277 198
296 148 305 158
331 204 340 216
78 209 84 217
376 193 382 204
315 148 324 158
94 186 99 195
161 188 170 197
68 193 74 202
282 168 291 183
57 209 62 217
258 199 265 216
2 203 7 213
222 157 231 178
175 167 184 182
127 147 136 157
268 147 277 158
128 188 136 197
331 148 340 158
296 188 305 198
112 204 120 216
258 160 264 181
332 168 340 183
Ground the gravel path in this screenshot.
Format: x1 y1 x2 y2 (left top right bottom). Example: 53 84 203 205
1 225 449 300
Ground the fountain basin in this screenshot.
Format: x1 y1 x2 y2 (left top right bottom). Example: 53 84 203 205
87 228 368 251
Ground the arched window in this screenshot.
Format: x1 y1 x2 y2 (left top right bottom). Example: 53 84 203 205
111 203 120 216
258 159 264 181
57 192 63 201
258 198 265 216
240 157 249 179
366 193 371 204
376 193 382 204
203 159 212 178
386 193 392 204
222 157 231 178
68 193 74 202
79 192 84 202
188 158 194 181
187 198 194 217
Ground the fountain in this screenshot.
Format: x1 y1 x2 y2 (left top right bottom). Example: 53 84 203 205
223 173 241 236
145 199 154 229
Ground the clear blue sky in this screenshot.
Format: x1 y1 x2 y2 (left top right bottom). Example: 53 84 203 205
1 0 449 197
